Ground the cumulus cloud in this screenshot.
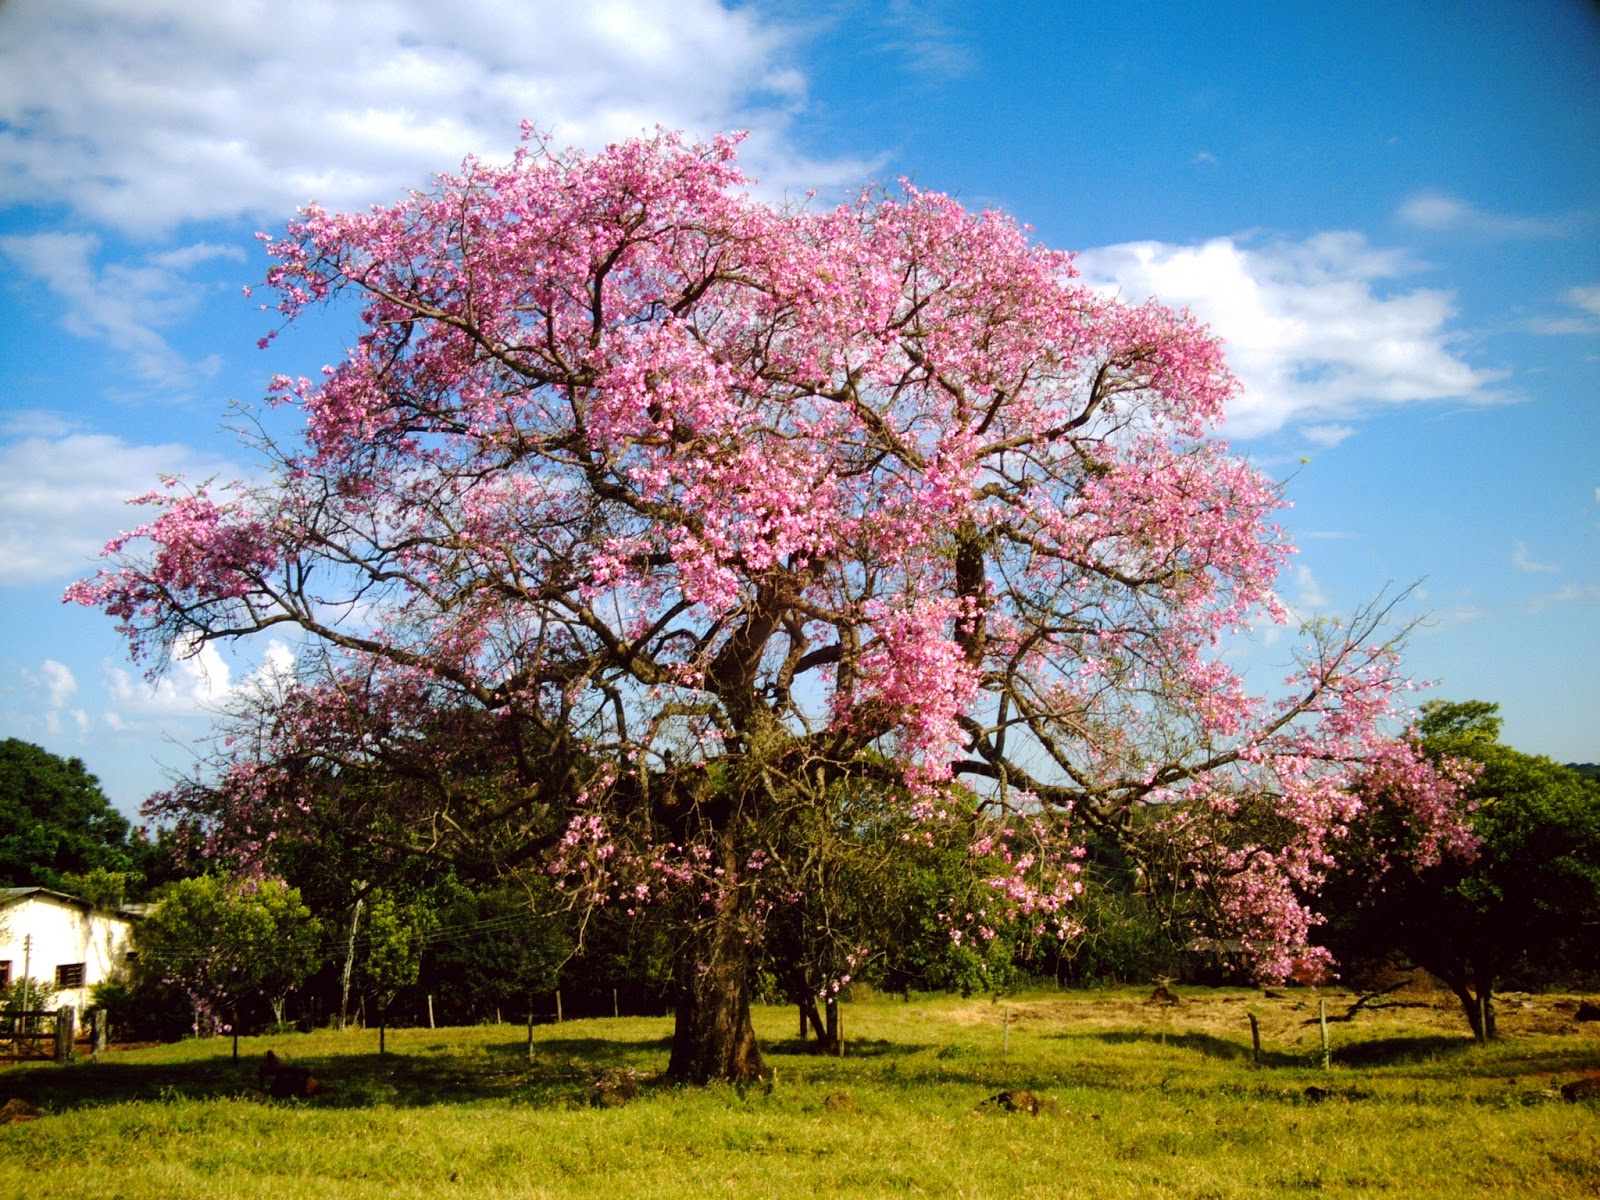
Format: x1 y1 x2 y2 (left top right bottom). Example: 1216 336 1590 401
1076 232 1504 437
0 233 239 392
0 0 865 234
104 637 232 718
0 431 238 584
18 659 89 738
1396 191 1572 239
102 636 295 721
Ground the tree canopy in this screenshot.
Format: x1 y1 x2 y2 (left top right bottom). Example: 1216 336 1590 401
0 738 136 892
136 874 322 1036
69 129 1461 1082
1326 700 1600 1040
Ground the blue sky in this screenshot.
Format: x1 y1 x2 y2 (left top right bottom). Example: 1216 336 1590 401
1 0 1596 816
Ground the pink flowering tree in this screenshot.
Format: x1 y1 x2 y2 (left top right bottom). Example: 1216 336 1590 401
70 129 1464 1083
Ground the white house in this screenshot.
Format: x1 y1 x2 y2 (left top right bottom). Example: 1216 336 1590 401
0 887 139 1017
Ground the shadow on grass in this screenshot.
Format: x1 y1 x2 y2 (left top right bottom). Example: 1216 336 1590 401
1079 1029 1304 1067
765 1037 935 1060
1067 1028 1480 1070
1332 1035 1475 1067
0 1031 686 1115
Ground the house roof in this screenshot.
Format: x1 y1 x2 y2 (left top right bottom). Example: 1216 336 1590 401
0 886 143 920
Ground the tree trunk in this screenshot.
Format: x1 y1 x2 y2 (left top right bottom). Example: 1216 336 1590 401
665 868 766 1083
797 994 840 1055
666 944 764 1082
1444 973 1496 1043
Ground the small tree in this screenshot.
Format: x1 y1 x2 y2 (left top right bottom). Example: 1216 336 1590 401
137 875 322 1052
1329 701 1600 1041
360 888 433 1054
422 882 567 1025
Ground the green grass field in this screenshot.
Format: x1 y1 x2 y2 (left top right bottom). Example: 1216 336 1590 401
3 986 1598 1199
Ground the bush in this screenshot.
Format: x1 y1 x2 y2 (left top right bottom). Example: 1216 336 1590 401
0 976 56 1012
90 975 194 1043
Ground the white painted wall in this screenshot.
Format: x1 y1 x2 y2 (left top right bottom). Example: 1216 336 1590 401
0 890 137 1020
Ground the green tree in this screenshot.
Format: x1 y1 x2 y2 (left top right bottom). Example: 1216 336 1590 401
0 739 135 890
421 882 567 1025
360 888 434 1054
137 875 323 1050
1327 701 1600 1041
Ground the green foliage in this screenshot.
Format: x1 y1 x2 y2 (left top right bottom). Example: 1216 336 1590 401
90 975 194 1043
0 974 56 1012
1415 697 1503 745
1326 700 1600 1038
56 866 135 910
359 888 433 1006
0 738 135 890
419 881 568 1021
137 875 323 1032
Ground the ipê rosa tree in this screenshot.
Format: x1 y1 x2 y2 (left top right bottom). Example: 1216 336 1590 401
69 128 1463 1083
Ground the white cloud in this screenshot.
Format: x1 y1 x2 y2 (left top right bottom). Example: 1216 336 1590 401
18 659 90 738
1524 284 1600 335
1529 584 1600 612
1302 424 1356 448
876 0 977 80
0 0 862 234
1511 540 1560 574
0 233 239 392
1416 605 1490 633
39 660 78 710
105 637 232 718
1396 191 1572 239
1567 285 1600 317
102 636 294 721
0 431 238 584
1076 232 1504 437
1289 565 1331 614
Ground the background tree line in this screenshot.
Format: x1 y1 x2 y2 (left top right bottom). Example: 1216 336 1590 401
5 703 1598 1045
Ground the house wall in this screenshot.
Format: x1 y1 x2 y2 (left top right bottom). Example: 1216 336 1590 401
0 893 136 1018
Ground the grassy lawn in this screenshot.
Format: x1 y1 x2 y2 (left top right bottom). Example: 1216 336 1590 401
3 986 1598 1198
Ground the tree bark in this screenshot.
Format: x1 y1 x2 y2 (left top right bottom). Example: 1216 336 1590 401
665 930 765 1083
665 847 766 1083
1442 971 1496 1043
797 994 840 1055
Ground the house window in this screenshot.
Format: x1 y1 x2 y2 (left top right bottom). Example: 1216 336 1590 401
56 963 86 989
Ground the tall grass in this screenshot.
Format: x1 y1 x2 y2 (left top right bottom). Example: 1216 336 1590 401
3 987 1597 1199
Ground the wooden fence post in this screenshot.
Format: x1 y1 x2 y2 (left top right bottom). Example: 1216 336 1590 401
1319 1000 1331 1070
1248 1012 1261 1065
55 1006 76 1063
